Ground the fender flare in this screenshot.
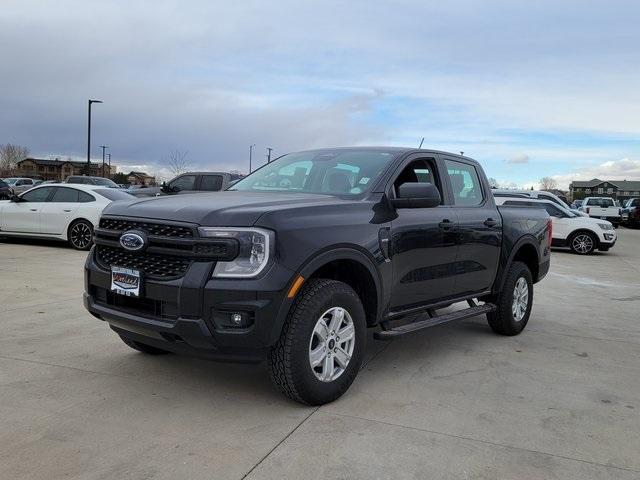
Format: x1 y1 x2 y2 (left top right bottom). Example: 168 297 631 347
267 246 384 345
493 234 540 294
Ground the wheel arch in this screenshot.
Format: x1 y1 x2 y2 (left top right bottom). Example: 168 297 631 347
568 228 600 250
65 217 94 241
494 236 541 294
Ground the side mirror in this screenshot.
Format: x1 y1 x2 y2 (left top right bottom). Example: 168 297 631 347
391 183 441 208
9 194 21 202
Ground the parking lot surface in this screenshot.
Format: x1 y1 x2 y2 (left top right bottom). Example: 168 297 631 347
1 230 639 479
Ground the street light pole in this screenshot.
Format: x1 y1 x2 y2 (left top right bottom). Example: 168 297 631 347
99 145 109 177
107 153 111 178
249 144 256 173
267 147 273 163
86 99 103 174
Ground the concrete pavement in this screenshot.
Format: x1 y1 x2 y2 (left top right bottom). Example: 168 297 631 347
0 231 639 479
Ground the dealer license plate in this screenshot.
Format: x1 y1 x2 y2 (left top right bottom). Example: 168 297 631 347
111 266 141 297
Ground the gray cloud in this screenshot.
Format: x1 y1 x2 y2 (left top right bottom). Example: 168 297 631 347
506 154 530 165
1 0 639 178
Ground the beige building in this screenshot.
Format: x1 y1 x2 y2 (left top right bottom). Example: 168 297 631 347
16 158 116 181
126 171 156 186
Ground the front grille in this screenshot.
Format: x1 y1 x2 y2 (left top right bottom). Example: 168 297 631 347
96 245 192 280
99 218 194 238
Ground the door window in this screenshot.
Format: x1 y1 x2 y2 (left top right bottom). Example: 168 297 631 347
445 160 483 206
393 159 440 199
169 175 197 192
201 175 223 191
21 187 53 202
50 187 79 202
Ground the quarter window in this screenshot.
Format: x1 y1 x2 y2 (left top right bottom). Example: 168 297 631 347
445 160 483 206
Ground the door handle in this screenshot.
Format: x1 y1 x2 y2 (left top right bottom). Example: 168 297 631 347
484 218 498 227
63 209 72 212
30 208 38 212
438 219 453 230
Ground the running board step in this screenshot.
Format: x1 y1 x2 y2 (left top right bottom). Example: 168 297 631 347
374 304 496 340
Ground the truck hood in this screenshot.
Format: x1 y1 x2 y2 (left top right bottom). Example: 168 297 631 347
101 191 348 226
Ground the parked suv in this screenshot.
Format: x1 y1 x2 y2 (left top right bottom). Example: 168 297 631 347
65 176 119 187
126 172 244 197
495 197 616 254
2 177 37 194
622 198 640 227
84 147 551 405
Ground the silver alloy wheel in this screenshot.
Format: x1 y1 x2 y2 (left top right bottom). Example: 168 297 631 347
512 277 529 322
70 222 92 249
308 307 356 382
572 233 594 254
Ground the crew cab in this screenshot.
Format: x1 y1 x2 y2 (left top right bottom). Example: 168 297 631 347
84 147 551 405
495 196 616 254
579 197 621 226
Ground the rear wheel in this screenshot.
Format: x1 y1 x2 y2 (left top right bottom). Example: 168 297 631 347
487 261 533 336
119 336 171 355
68 219 94 250
268 278 366 405
569 231 596 255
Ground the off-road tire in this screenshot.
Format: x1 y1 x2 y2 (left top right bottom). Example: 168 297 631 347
268 278 366 406
486 261 533 336
119 335 171 355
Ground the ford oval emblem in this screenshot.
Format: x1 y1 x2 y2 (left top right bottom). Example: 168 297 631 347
119 231 147 252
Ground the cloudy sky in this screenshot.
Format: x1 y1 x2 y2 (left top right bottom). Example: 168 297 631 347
1 0 639 187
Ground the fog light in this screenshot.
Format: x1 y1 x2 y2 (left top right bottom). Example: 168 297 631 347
212 310 254 329
604 233 614 240
231 313 243 326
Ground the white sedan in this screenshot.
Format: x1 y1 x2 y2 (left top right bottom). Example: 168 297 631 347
0 184 133 250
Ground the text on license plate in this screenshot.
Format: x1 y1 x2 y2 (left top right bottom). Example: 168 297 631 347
111 266 141 297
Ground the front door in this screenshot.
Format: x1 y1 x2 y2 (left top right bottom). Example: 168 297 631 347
1 187 54 233
441 158 502 296
388 157 459 309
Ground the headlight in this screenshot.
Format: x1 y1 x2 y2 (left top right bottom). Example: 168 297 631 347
198 227 274 278
597 223 613 230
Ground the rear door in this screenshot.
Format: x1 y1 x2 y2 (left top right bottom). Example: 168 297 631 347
1 186 54 233
388 155 459 309
39 186 84 234
441 157 502 297
199 174 224 192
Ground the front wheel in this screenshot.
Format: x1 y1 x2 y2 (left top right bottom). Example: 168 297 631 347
68 219 94 250
569 231 596 255
268 278 366 406
487 261 533 336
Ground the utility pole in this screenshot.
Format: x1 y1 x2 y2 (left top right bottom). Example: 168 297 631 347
267 147 273 163
99 145 109 177
107 153 111 178
86 99 103 174
249 144 256 173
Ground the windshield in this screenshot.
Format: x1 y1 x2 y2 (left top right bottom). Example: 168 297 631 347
229 150 397 196
94 189 134 201
93 178 118 187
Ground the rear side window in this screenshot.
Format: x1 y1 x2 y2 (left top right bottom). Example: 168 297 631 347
93 189 131 201
445 160 483 206
201 175 223 191
50 187 79 202
78 191 96 202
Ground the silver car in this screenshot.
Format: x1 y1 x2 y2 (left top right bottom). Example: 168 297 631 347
2 177 38 194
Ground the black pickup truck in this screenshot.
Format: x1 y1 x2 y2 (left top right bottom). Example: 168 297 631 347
84 147 551 405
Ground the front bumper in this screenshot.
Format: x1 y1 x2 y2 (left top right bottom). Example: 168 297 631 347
84 248 297 363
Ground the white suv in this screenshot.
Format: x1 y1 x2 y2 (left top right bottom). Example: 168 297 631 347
495 197 616 254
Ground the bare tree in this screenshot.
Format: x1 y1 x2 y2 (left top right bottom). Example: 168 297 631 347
487 177 499 189
539 176 557 190
0 143 30 174
162 149 190 176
